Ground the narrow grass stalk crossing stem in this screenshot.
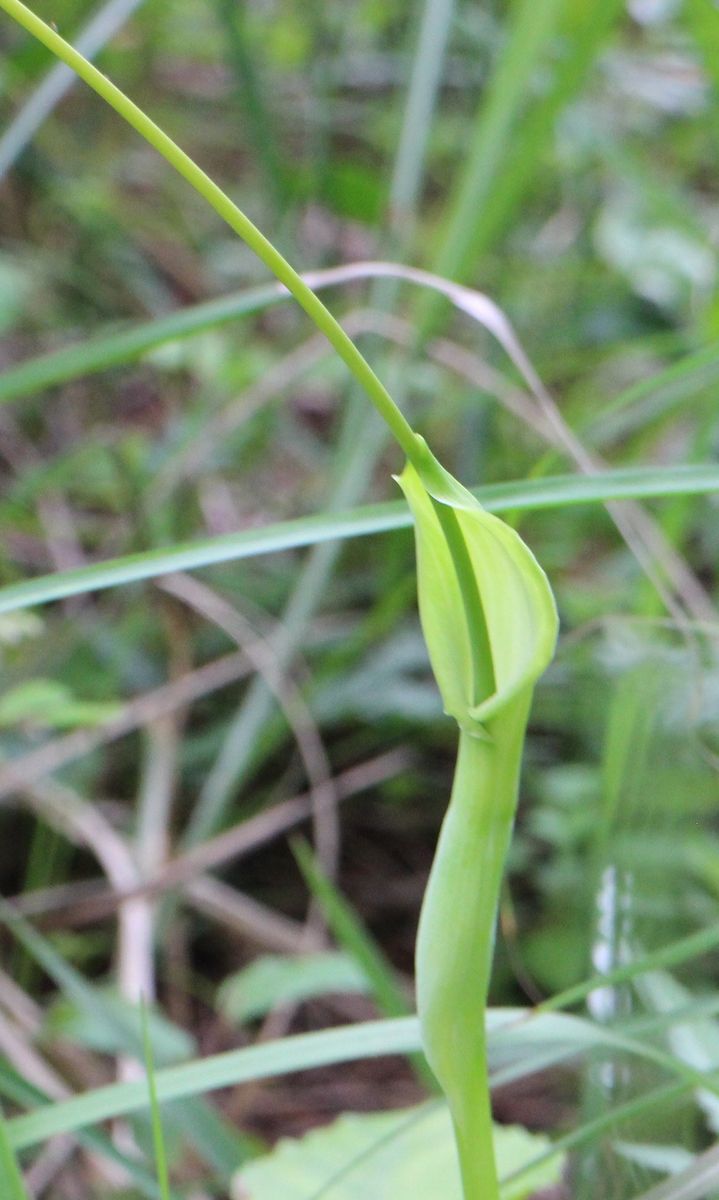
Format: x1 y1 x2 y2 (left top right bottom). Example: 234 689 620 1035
0 0 419 463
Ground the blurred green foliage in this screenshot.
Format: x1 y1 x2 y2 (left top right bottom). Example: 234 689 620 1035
0 0 719 1196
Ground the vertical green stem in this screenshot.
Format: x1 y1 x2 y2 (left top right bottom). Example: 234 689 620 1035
416 703 531 1200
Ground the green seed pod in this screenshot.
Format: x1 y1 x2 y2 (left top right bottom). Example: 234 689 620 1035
397 437 558 1200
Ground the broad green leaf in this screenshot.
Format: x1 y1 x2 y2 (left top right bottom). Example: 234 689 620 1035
219 953 370 1025
231 1104 563 1200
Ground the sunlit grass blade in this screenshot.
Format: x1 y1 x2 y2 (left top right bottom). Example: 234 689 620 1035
539 924 719 1017
8 1017 421 1149
581 342 719 447
0 901 246 1182
429 0 564 289
501 1080 692 1197
389 0 455 225
0 465 716 615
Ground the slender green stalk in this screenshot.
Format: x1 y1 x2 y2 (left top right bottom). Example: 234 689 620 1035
416 715 530 1200
0 0 418 463
140 1001 171 1200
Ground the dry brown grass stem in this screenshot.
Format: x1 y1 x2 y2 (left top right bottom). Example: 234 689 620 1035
157 572 341 883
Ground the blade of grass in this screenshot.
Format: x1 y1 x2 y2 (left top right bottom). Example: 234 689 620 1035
538 923 719 1017
580 342 719 448
0 1063 169 1199
291 838 435 1091
389 0 455 229
0 464 716 616
428 0 565 289
140 999 171 1200
7 1016 422 1149
0 281 286 405
0 901 248 1180
501 1080 692 1196
0 1104 29 1200
292 839 410 1020
421 0 624 337
628 1141 719 1200
9 1004 719 1153
214 0 291 214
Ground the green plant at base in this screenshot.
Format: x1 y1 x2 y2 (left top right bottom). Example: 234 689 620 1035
399 451 557 1199
0 5 558 1195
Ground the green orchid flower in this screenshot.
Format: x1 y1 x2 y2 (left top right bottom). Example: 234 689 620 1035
398 436 558 1200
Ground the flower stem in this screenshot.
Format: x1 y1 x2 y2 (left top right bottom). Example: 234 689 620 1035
416 707 531 1200
0 0 419 462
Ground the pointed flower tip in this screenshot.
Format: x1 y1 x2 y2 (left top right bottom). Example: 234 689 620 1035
398 453 558 731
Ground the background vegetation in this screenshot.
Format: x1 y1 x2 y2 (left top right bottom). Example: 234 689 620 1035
0 0 719 1196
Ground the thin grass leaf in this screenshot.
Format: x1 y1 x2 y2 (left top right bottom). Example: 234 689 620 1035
7 1017 422 1149
430 0 565 289
291 839 434 1090
389 0 455 223
214 0 291 212
0 1104 29 1200
0 1062 173 1200
0 902 246 1180
8 1005 718 1153
141 999 171 1200
0 281 285 405
539 924 719 1017
0 465 715 616
291 840 410 1021
428 0 623 297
